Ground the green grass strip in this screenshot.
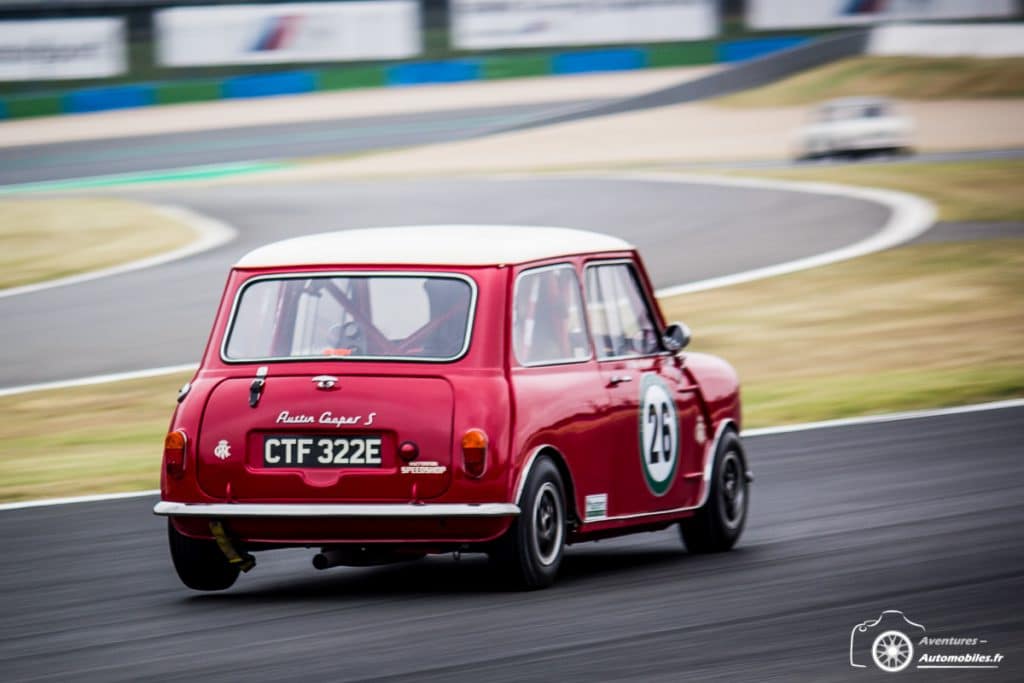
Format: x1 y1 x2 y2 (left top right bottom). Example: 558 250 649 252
154 81 222 105
317 66 388 90
4 94 63 119
482 54 552 79
647 41 716 67
0 161 291 196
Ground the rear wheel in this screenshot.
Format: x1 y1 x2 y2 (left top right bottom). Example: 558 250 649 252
679 431 748 553
167 520 239 591
492 457 566 589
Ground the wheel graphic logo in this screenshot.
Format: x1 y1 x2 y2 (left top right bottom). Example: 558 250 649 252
872 630 913 673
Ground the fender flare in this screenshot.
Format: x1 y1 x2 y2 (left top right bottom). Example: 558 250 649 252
512 444 578 523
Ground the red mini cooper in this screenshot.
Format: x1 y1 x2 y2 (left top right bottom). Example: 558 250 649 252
156 225 750 590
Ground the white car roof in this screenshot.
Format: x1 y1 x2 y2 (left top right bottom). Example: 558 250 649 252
235 225 635 268
820 96 892 109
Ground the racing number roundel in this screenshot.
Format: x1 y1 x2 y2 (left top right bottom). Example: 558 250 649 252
638 374 679 496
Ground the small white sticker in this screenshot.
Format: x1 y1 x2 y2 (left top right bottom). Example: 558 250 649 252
214 439 232 460
400 461 447 475
585 493 608 520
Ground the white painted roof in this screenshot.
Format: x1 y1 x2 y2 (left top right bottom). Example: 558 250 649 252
235 225 634 268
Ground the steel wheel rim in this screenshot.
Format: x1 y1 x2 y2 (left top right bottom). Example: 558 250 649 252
531 482 563 567
719 451 746 530
872 630 913 672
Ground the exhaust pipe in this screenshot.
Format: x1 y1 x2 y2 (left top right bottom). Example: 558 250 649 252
313 546 427 569
312 549 347 570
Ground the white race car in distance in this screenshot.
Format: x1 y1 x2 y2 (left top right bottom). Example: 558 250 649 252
797 97 913 160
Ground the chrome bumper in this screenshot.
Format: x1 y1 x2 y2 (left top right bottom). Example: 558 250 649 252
153 501 520 518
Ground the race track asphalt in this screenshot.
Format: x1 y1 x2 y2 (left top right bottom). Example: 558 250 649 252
0 175 888 387
0 101 600 186
1 406 1021 682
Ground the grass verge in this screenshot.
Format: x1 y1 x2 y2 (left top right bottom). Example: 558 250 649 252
662 239 1024 428
0 198 195 290
0 372 191 503
717 56 1024 108
720 159 1024 223
1 238 1021 502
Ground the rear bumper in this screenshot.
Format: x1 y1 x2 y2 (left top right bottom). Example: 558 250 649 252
154 501 520 518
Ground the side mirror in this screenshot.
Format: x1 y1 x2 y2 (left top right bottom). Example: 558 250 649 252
662 322 691 353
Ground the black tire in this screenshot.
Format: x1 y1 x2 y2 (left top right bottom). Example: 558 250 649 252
491 457 567 589
167 520 240 591
679 430 748 553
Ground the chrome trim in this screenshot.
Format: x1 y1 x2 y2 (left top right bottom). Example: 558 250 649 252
512 446 585 528
154 501 519 518
513 445 549 505
220 271 479 365
512 263 594 368
312 375 338 389
583 418 738 524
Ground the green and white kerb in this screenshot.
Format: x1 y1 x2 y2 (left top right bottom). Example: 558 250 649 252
637 373 679 496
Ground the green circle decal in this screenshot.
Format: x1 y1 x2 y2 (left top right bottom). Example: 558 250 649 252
638 373 679 496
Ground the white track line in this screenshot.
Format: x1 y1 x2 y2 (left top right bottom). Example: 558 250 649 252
743 398 1024 437
609 172 938 297
0 170 937 398
0 489 160 512
0 204 237 300
0 363 198 398
0 172 942 510
2 398 1022 512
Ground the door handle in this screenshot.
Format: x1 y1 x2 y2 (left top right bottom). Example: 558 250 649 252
608 375 633 386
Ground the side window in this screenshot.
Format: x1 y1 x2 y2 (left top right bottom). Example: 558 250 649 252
513 265 590 366
585 263 660 359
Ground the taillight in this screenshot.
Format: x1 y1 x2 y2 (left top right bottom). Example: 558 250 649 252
461 428 488 478
164 430 187 479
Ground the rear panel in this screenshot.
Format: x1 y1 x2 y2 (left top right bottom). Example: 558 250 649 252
197 373 455 501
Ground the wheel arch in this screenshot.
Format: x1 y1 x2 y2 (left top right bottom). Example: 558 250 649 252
697 418 749 509
513 445 579 526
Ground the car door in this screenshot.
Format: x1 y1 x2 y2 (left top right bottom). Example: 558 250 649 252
583 260 703 517
508 262 613 521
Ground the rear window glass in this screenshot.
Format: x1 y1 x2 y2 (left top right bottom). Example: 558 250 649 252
224 275 475 362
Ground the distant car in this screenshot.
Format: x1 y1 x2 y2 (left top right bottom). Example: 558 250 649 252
155 225 750 591
797 97 913 160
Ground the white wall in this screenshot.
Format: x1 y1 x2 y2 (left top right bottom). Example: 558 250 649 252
156 1 420 67
0 18 125 81
869 24 1024 57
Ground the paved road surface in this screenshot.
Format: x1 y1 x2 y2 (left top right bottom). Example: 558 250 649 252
1 407 1020 681
0 176 887 387
0 101 599 186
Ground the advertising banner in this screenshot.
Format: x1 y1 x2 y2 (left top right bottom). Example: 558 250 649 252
747 0 1016 30
156 1 421 67
0 18 125 82
451 0 719 50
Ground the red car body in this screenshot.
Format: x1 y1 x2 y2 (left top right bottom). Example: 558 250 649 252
156 226 749 590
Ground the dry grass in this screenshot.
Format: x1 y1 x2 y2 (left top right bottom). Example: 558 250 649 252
0 197 195 289
663 239 1024 427
718 56 1024 108
0 372 190 502
723 159 1024 223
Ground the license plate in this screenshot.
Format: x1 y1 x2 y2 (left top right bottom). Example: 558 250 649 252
263 435 383 468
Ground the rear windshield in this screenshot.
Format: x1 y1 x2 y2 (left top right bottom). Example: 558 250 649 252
223 274 475 362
